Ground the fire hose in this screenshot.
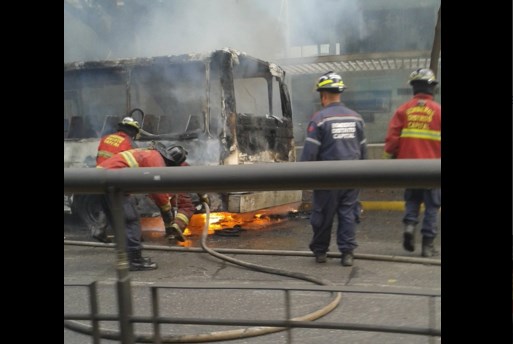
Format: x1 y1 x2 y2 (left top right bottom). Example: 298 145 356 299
64 202 343 342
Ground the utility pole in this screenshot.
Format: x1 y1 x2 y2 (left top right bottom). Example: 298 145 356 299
280 0 289 58
429 5 441 77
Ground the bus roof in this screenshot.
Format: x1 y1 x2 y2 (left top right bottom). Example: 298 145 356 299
64 48 286 80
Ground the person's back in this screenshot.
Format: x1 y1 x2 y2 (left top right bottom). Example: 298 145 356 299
384 68 441 257
384 80 441 160
300 71 367 267
98 147 196 233
99 148 164 170
301 102 366 162
96 117 140 165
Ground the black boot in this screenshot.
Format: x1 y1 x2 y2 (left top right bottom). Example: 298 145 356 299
315 253 327 263
341 251 354 266
91 225 112 243
128 251 158 271
165 225 186 242
402 224 416 252
421 237 438 257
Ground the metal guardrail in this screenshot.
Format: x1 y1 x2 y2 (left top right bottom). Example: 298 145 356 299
64 281 441 343
64 159 441 343
64 159 441 194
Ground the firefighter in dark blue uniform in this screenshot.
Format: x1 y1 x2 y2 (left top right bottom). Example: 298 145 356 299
300 71 367 267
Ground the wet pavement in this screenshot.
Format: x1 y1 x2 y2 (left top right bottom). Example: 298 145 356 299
64 209 441 344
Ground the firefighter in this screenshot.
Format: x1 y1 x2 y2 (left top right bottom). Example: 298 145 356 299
88 116 141 243
97 143 196 271
96 117 140 165
384 68 441 257
153 143 210 236
300 71 367 267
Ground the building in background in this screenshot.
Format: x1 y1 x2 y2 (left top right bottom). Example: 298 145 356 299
275 0 441 156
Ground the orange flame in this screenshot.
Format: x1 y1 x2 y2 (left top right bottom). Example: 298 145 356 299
141 202 301 247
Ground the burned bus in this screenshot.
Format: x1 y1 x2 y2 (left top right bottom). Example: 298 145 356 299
64 48 300 235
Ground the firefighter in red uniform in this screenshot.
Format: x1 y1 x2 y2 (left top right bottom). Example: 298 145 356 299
96 117 140 165
97 142 196 271
89 117 140 243
384 68 441 257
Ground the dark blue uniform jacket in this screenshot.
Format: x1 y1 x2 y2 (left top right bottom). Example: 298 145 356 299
301 102 367 162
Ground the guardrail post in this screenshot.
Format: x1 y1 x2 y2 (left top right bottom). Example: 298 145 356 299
106 186 135 344
89 282 100 344
284 289 292 344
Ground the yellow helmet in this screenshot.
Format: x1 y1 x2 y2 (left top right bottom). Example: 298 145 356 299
316 71 346 93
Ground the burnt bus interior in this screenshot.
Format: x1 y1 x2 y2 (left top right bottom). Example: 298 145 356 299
64 49 295 166
65 49 301 225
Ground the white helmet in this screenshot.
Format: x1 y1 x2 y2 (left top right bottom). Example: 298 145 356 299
408 68 438 85
119 117 141 132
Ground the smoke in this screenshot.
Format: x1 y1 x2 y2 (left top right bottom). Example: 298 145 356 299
64 0 366 63
287 0 363 49
65 0 287 62
134 0 286 59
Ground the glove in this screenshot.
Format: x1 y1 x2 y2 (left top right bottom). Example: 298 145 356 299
198 193 210 207
165 223 186 242
383 152 395 159
160 209 174 225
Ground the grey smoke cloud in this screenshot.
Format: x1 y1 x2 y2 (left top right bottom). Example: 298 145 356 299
65 0 441 64
65 0 288 62
135 0 284 58
64 0 363 62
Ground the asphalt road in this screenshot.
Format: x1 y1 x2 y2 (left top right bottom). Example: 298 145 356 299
64 209 441 344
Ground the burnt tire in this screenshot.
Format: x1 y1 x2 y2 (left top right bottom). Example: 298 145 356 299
70 194 108 229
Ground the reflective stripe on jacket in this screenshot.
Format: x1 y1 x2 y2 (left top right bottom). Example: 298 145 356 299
97 148 195 226
300 102 367 162
384 93 441 159
96 131 135 165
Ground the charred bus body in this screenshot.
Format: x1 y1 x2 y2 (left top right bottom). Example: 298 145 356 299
64 48 300 230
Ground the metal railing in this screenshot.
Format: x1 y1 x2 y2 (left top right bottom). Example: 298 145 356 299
64 281 441 343
64 160 440 194
64 159 441 343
